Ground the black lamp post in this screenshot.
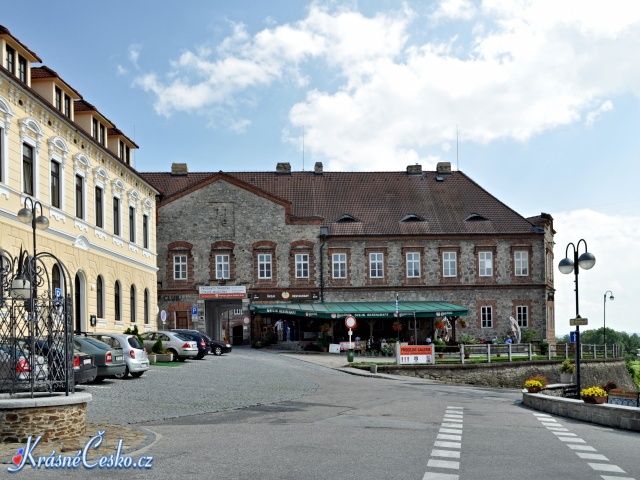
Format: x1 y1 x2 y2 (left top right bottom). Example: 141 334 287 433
558 239 596 397
15 197 49 310
603 290 614 350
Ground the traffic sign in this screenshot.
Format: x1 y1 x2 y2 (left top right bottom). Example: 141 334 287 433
192 306 198 315
160 310 167 324
345 315 357 329
54 287 62 298
570 331 577 343
570 317 588 326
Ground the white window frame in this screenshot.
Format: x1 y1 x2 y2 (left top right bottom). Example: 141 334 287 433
369 252 384 278
295 253 309 279
514 251 529 276
173 254 188 280
216 254 230 279
95 186 104 229
517 305 528 328
481 306 493 328
332 253 346 279
142 214 149 249
258 253 272 279
113 195 121 236
479 251 493 277
406 252 420 278
443 252 457 277
0 97 14 187
19 119 44 198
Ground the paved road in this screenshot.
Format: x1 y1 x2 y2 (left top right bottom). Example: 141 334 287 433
5 347 640 480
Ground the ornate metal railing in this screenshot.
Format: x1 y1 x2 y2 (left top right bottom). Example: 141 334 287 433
0 248 74 397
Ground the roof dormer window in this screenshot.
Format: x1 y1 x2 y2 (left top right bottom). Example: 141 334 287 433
335 214 359 223
401 214 424 222
18 56 26 82
5 45 15 74
465 213 488 221
55 87 62 110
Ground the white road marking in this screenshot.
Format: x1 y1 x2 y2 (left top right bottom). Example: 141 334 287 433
434 441 461 449
437 434 462 441
422 472 459 480
588 463 626 473
427 459 460 469
431 449 461 458
576 453 609 461
439 428 462 434
567 445 597 451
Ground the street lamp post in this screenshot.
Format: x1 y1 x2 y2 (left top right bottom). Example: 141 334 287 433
558 239 596 397
603 290 614 352
16 197 49 310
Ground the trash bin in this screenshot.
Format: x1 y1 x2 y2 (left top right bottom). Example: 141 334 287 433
370 364 377 374
347 349 354 362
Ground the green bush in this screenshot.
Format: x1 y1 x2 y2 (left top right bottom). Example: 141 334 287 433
152 339 163 354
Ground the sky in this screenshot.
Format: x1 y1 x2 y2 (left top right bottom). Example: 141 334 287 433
4 0 640 337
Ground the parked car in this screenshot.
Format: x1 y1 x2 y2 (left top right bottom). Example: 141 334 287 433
170 329 211 359
202 332 232 356
0 344 48 390
74 336 125 382
140 331 198 361
88 333 149 378
15 338 96 387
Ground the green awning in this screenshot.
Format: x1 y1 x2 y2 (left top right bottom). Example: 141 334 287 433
249 301 469 320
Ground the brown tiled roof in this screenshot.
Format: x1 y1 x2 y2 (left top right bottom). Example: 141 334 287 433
107 127 139 149
31 66 83 98
139 169 540 236
0 25 42 63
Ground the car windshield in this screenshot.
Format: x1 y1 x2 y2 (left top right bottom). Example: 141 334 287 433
128 337 143 349
173 333 190 341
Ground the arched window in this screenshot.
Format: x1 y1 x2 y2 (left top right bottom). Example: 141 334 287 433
52 264 61 294
130 285 136 323
96 275 104 318
114 281 121 321
144 289 149 325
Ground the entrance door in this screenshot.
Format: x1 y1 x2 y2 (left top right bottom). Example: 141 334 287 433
176 311 189 329
74 273 83 333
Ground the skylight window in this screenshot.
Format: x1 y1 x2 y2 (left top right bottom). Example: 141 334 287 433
465 213 488 221
400 214 424 222
335 214 359 223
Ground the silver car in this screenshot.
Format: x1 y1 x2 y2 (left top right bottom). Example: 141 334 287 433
89 333 150 379
140 331 198 361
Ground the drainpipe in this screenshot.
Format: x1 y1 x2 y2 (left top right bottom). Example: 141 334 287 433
319 227 328 302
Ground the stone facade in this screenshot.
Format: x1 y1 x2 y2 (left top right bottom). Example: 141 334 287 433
145 164 554 344
0 402 87 443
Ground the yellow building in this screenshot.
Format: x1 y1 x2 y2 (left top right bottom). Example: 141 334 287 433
0 25 158 333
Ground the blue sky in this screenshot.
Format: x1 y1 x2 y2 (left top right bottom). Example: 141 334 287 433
4 1 640 336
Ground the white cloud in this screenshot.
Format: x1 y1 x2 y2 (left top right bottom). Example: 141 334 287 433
132 1 640 167
553 209 640 336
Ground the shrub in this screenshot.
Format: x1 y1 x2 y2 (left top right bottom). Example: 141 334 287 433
558 359 576 374
151 339 163 354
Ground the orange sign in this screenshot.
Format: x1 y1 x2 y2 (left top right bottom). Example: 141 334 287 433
400 345 433 356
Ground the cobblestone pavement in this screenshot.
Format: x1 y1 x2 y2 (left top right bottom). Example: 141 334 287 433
0 347 362 464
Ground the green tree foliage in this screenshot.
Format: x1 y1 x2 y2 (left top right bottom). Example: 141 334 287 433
565 328 640 361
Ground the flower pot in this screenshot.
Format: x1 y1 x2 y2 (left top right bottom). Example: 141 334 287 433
527 386 541 393
438 353 445 359
155 353 173 362
464 353 470 359
560 372 574 383
582 396 607 404
147 354 157 363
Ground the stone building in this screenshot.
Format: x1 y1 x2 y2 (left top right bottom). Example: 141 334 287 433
0 25 158 332
142 161 555 346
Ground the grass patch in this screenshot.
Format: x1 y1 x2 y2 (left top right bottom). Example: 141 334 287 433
151 362 182 367
628 361 640 389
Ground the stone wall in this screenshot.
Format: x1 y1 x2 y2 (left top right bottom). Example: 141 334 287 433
0 403 87 443
374 359 635 390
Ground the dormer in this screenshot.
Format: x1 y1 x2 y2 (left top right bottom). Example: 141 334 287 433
108 127 139 166
0 25 41 86
31 66 82 120
74 99 115 148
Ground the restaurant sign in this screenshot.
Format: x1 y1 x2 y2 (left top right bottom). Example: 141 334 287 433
250 290 319 302
199 285 247 299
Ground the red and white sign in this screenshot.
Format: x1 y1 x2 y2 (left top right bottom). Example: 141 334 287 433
345 315 357 329
399 345 434 365
199 285 247 299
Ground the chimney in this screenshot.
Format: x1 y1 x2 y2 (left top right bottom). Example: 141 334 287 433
171 163 188 176
314 162 323 175
436 162 451 175
276 162 291 174
406 164 422 175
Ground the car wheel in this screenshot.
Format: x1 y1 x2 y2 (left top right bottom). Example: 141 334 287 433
114 366 129 379
170 350 180 362
214 346 223 356
130 371 144 378
194 353 205 360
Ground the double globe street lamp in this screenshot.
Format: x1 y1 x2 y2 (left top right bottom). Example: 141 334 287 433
558 239 596 397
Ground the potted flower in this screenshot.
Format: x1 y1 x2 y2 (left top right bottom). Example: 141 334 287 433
580 386 608 404
392 321 403 332
459 319 468 328
434 320 445 330
524 379 543 393
434 338 446 358
558 359 576 383
524 374 548 392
